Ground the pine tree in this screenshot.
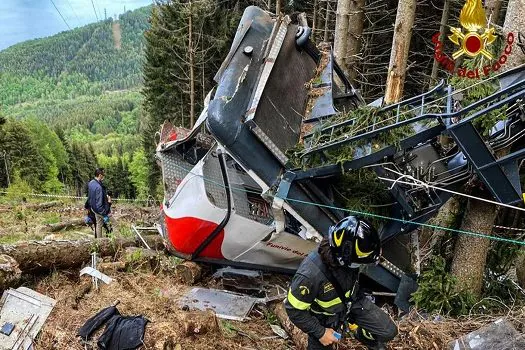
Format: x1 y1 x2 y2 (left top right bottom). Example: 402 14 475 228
142 0 243 195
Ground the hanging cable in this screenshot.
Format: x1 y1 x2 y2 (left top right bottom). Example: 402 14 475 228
378 168 525 214
158 160 525 246
64 0 81 27
90 0 99 21
50 0 71 30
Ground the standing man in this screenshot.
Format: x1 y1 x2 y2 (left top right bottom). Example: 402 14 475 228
285 216 398 350
88 168 111 238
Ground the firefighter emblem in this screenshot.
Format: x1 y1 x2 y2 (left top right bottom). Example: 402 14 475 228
448 0 497 60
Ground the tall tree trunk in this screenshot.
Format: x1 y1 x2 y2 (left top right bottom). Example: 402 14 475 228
267 0 272 11
334 0 350 71
276 0 281 15
486 0 503 25
451 201 496 297
188 1 195 128
324 0 331 42
313 0 318 41
431 0 451 82
502 0 525 69
345 0 365 83
384 0 417 104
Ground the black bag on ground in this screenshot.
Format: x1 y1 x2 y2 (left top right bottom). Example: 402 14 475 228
97 315 149 350
78 306 119 340
78 305 148 350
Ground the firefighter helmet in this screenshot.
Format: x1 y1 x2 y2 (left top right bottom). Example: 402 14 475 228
328 216 381 266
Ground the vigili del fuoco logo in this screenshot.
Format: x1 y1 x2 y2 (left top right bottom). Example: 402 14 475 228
433 0 515 78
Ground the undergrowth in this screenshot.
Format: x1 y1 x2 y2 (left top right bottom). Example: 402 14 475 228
411 256 476 316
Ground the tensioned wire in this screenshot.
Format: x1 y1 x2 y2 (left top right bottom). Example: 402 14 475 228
2 158 523 245
164 160 525 246
0 191 150 203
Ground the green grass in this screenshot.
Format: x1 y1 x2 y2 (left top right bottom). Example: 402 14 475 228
116 225 135 239
263 309 278 325
0 232 44 244
41 213 60 225
220 321 238 337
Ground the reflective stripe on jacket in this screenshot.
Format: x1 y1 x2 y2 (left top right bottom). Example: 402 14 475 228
284 251 359 339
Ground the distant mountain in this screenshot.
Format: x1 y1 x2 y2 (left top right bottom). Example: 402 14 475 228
0 6 151 107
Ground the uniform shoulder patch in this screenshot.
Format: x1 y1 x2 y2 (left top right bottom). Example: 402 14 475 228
299 285 310 296
323 282 334 293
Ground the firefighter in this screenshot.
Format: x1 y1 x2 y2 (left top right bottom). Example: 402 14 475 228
284 216 398 350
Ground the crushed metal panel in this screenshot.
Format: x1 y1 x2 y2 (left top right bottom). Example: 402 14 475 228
0 287 56 350
449 318 525 349
178 287 257 321
213 267 264 293
79 267 113 285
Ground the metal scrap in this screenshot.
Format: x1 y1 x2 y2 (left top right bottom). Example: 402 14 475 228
79 267 113 285
178 287 258 321
0 287 56 350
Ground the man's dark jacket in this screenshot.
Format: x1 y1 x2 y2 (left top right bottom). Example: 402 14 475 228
88 179 110 216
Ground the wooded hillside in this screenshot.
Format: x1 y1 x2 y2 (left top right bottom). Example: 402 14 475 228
0 6 151 198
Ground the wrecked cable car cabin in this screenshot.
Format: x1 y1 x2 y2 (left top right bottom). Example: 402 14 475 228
156 6 525 304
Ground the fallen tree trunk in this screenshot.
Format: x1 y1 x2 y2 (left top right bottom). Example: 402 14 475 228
25 201 62 210
0 235 165 272
270 301 308 349
44 218 86 232
98 261 127 274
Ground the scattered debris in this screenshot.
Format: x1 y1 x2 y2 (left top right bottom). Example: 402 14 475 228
0 287 56 350
178 287 258 321
270 324 288 339
131 224 152 250
449 318 525 350
213 267 264 294
269 301 307 349
79 267 113 286
24 201 62 211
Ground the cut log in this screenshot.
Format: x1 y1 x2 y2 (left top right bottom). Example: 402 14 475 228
270 301 308 349
175 261 202 285
44 218 86 232
98 261 127 274
0 254 22 290
26 201 62 210
0 235 165 272
180 310 218 336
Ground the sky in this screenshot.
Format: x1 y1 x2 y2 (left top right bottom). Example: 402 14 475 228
0 0 152 51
